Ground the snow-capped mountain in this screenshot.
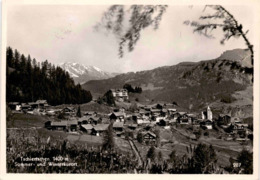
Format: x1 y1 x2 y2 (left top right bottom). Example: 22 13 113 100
59 62 118 84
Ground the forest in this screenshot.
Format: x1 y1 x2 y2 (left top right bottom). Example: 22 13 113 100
6 47 92 105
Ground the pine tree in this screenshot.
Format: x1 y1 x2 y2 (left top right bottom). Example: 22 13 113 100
76 106 82 117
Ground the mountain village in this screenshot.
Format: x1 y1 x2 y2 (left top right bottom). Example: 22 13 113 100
8 86 253 173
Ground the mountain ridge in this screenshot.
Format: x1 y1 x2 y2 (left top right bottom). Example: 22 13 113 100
58 62 119 84
82 49 252 118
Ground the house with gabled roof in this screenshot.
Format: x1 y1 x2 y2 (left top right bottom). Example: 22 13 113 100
142 131 156 145
81 124 93 134
113 122 124 132
111 88 128 101
51 121 68 131
92 124 110 136
67 120 78 131
109 112 125 122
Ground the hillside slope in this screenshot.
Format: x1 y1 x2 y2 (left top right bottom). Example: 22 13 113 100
83 49 253 117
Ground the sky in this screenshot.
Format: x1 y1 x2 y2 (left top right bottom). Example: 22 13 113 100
6 4 256 73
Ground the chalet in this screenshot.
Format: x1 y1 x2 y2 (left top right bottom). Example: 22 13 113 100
84 111 97 116
44 121 52 130
139 109 151 117
158 119 169 126
51 121 68 131
177 113 189 124
67 120 78 131
28 102 39 109
142 131 156 145
127 123 138 130
101 117 110 124
113 122 124 132
232 123 248 134
21 104 31 111
167 108 177 115
78 116 89 125
63 107 76 115
218 114 231 126
193 119 202 128
111 89 128 101
81 124 93 134
89 116 101 125
231 117 241 124
143 119 151 124
170 112 181 120
187 114 196 124
150 109 161 116
169 119 177 125
155 116 166 123
161 109 168 116
92 124 110 136
109 112 125 122
46 109 56 116
133 115 144 124
35 100 49 109
113 107 126 113
8 102 21 111
200 120 213 130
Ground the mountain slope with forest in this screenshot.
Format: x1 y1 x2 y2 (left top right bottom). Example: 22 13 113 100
83 49 253 118
6 47 92 105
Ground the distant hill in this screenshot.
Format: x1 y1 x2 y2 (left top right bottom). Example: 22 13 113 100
59 62 119 84
82 49 253 117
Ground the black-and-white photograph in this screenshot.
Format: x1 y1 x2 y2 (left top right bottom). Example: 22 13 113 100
3 1 259 175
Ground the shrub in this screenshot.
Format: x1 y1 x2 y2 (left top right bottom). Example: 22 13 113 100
220 94 237 103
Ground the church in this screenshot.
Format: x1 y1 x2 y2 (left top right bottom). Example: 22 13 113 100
201 106 213 121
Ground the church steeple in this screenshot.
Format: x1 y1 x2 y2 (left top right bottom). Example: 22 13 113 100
207 106 213 121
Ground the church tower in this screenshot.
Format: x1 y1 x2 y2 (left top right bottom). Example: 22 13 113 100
207 106 213 121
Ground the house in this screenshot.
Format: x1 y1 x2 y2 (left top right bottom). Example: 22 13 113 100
200 120 213 130
109 112 125 122
21 104 31 111
161 109 168 116
218 114 231 126
78 116 89 125
167 108 177 115
28 102 39 109
155 116 166 123
92 124 110 136
8 102 21 111
84 111 97 116
111 89 128 101
67 120 78 132
113 122 124 132
150 109 161 116
177 113 189 124
127 123 138 130
133 115 144 124
142 131 156 145
81 124 93 134
51 121 68 131
44 121 52 130
101 117 110 124
35 100 48 109
89 116 101 125
231 117 241 124
232 123 249 136
139 109 151 117
158 119 169 126
63 107 76 115
170 112 181 120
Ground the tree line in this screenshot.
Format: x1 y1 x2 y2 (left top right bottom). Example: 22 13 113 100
6 47 92 105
